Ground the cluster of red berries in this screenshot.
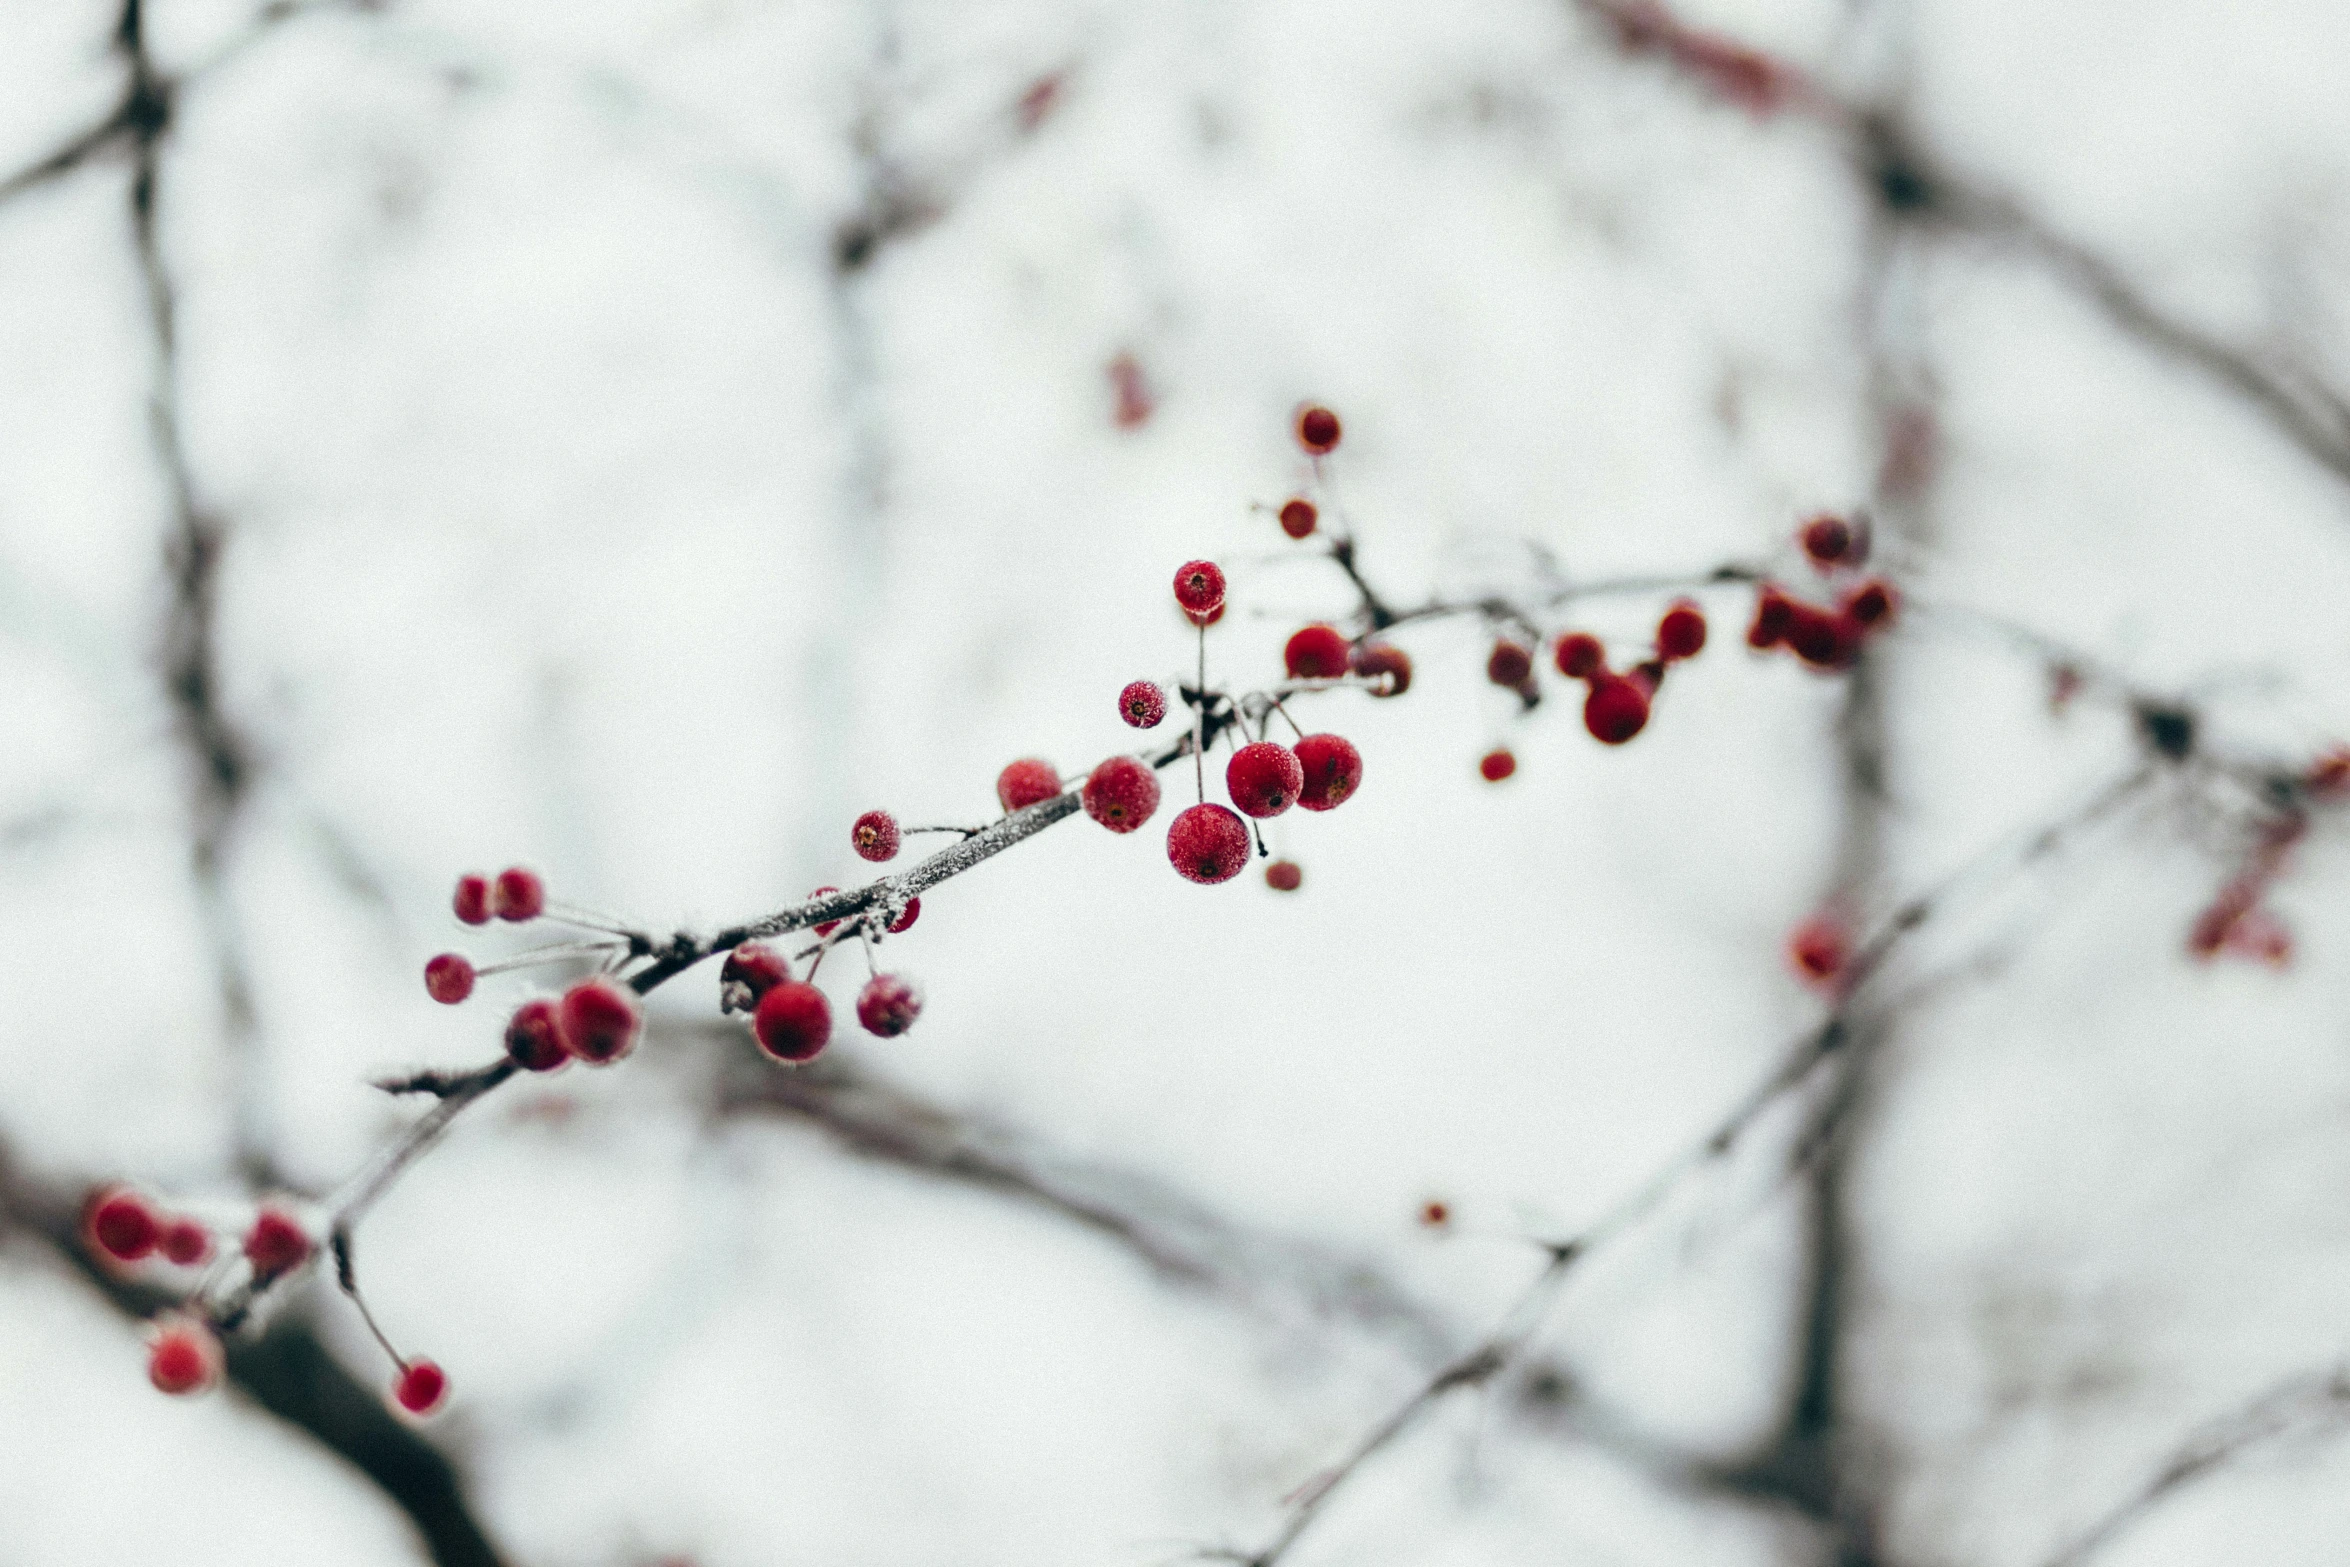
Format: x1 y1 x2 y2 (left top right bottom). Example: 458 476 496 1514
429 869 649 1066
1474 600 1708 781
85 1185 214 1271
721 937 921 1064
1745 515 1898 670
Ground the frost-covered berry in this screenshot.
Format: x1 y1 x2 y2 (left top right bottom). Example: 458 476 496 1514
753 981 832 1063
394 1359 449 1417
1226 742 1304 818
997 758 1062 813
855 974 923 1038
559 977 640 1065
1119 680 1167 729
1842 578 1897 628
807 886 844 937
1296 405 1342 455
1748 585 1793 649
1554 632 1605 680
1173 560 1227 619
1278 498 1318 539
423 953 475 1005
1801 514 1853 568
887 898 921 934
1294 733 1362 811
244 1206 312 1283
160 1217 212 1267
1265 859 1303 892
1486 640 1534 689
1584 674 1651 745
452 874 491 926
504 998 570 1072
852 810 901 862
1789 915 1849 991
1184 601 1226 628
1657 600 1707 660
1284 624 1351 680
1350 639 1412 697
1167 803 1251 883
89 1189 159 1263
1084 755 1162 832
147 1318 222 1396
1479 748 1517 782
721 942 792 1002
492 867 545 922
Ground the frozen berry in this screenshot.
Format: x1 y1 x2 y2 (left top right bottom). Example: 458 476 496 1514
1800 514 1852 568
1296 405 1342 454
89 1189 159 1263
1173 560 1227 618
887 897 921 934
1184 600 1226 629
452 874 491 926
559 977 640 1065
147 1318 222 1396
1747 586 1793 649
1841 578 1897 628
1350 639 1412 697
1487 640 1534 689
1167 803 1251 884
997 758 1062 813
852 810 901 863
1789 916 1849 991
1584 674 1650 745
1656 600 1707 660
1294 733 1363 811
394 1359 449 1417
1278 498 1318 539
423 953 475 1005
244 1206 312 1282
159 1217 212 1267
1554 632 1605 680
807 887 844 937
855 974 923 1038
1084 755 1162 832
1226 741 1304 818
1265 859 1303 892
492 867 544 922
722 942 792 1001
1119 680 1167 729
504 998 570 1072
753 981 832 1063
1284 624 1351 680
1479 748 1517 782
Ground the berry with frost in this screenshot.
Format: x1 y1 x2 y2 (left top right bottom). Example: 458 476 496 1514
753 982 832 1063
852 810 901 862
856 974 923 1038
808 886 844 937
1227 742 1304 817
1084 755 1162 832
887 898 921 934
721 942 792 1005
423 953 475 1005
504 998 570 1072
452 874 491 926
1173 560 1227 619
1350 639 1412 697
1265 859 1303 892
1167 803 1251 884
997 758 1062 813
1294 733 1362 812
1119 680 1167 729
1284 624 1351 680
559 977 641 1065
492 867 544 922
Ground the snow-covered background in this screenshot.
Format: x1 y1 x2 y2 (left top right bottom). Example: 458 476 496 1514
4 2 2350 1564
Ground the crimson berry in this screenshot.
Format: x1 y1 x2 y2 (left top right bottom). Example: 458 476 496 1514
394 1359 449 1417
452 874 491 926
997 758 1062 813
504 997 570 1072
1226 741 1304 818
89 1189 159 1263
1084 755 1162 832
1748 585 1793 649
423 953 475 1005
1584 674 1651 745
1657 599 1707 660
1167 803 1251 884
147 1319 222 1396
1800 514 1852 568
1786 604 1860 669
887 897 921 934
559 977 640 1065
808 886 844 937
244 1206 313 1282
1350 639 1412 697
1487 640 1534 688
1789 916 1849 990
1296 404 1342 454
1479 748 1517 782
1842 578 1897 628
159 1217 212 1267
1119 680 1167 729
1184 600 1226 628
492 866 544 922
1173 559 1227 618
1419 1199 1451 1229
855 974 923 1037
851 809 901 863
721 942 792 1002
753 981 832 1063
1554 632 1605 680
1293 733 1362 811
1264 859 1303 892
1284 624 1351 680
1278 498 1318 539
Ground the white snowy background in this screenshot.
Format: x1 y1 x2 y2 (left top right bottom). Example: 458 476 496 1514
3 1 2350 1565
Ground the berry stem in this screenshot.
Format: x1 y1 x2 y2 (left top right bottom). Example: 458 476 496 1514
330 1232 406 1369
1194 622 1208 804
472 939 628 978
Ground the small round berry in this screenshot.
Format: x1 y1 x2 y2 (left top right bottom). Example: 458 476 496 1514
1350 639 1412 697
753 981 832 1063
243 1206 313 1283
1295 405 1342 455
504 998 570 1072
1418 1199 1451 1230
452 874 491 926
1118 680 1167 729
1656 599 1707 660
1084 755 1163 833
147 1318 223 1396
808 886 844 937
1786 604 1860 669
423 953 476 1005
1294 733 1363 812
1841 578 1897 628
1478 748 1517 782
559 977 641 1065
1583 674 1651 745
1800 514 1852 568
887 897 921 934
394 1359 449 1417
1284 624 1351 680
855 974 923 1038
159 1217 212 1267
1486 640 1534 689
1278 498 1318 539
996 758 1062 813
1554 632 1605 680
1264 859 1303 892
1173 559 1227 618
492 867 545 922
1748 585 1793 649
88 1189 159 1263
851 810 901 863
1789 916 1850 991
1226 741 1304 818
722 942 792 1001
1167 803 1251 884
1184 601 1226 629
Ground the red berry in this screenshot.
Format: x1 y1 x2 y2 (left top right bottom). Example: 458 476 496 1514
244 1206 312 1282
808 886 844 937
996 758 1062 813
1479 748 1517 782
1226 741 1304 818
1748 585 1793 649
559 977 641 1065
1786 604 1861 669
1656 600 1707 660
1294 733 1363 811
1350 639 1412 697
159 1217 212 1267
504 997 570 1072
721 942 792 1002
1119 680 1167 729
851 810 901 863
753 981 832 1063
1486 640 1534 689
147 1318 222 1396
1800 514 1852 568
1166 803 1251 884
1583 674 1651 745
423 953 475 1005
1184 600 1226 628
1554 632 1605 680
1173 559 1227 618
452 874 491 926
1841 578 1897 628
89 1189 159 1263
492 867 544 922
1264 859 1303 892
1084 755 1162 832
1789 916 1850 991
394 1359 449 1417
1278 498 1318 539
855 974 923 1038
1418 1199 1451 1229
1296 405 1342 454
1284 624 1351 680
887 897 921 934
